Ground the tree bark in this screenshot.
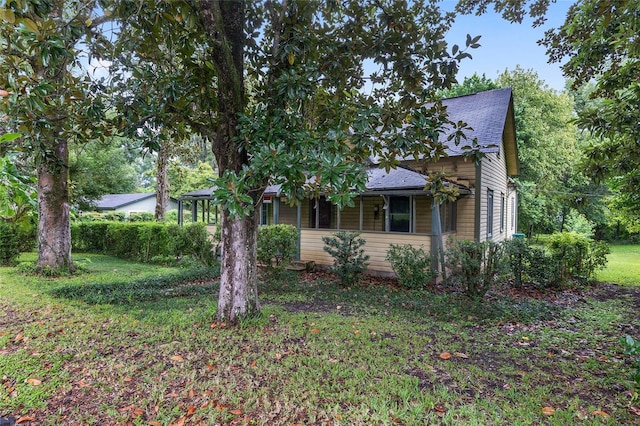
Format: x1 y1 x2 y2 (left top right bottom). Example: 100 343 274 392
199 0 260 323
36 137 73 271
155 141 170 221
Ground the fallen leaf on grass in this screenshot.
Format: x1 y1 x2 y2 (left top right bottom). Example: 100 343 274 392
170 355 184 361
434 405 447 417
439 352 452 360
628 406 640 416
14 333 24 343
25 378 41 386
186 405 197 416
541 406 555 415
229 409 243 415
453 352 469 359
170 417 186 426
16 416 35 424
310 328 320 334
148 422 161 426
592 410 609 417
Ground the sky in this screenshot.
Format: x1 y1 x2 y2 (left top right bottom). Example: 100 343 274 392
444 0 574 92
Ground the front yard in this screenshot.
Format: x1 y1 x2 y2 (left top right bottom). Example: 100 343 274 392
1 249 639 425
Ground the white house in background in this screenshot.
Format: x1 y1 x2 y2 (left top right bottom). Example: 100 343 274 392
94 193 179 217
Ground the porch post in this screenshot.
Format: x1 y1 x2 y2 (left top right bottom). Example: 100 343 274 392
383 195 390 232
337 206 341 230
296 201 302 260
178 200 183 225
191 200 197 222
274 197 280 224
431 201 440 273
359 195 363 231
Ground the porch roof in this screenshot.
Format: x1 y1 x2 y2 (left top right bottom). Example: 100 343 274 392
263 165 470 197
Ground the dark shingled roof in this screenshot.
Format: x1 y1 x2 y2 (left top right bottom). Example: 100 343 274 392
95 193 155 210
181 187 215 199
365 166 426 191
439 88 512 156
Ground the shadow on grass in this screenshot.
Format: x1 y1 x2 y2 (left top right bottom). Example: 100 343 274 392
49 266 563 324
49 266 221 305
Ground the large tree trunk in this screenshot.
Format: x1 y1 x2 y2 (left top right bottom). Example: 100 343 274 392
155 141 170 221
36 138 73 270
200 0 259 323
218 209 260 322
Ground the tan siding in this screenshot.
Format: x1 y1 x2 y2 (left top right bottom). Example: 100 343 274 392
300 230 431 273
337 197 361 230
479 143 510 242
362 196 385 232
415 196 433 234
454 196 476 241
278 202 298 226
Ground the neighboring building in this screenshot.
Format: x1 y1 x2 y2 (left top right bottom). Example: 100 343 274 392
183 88 519 274
93 193 178 217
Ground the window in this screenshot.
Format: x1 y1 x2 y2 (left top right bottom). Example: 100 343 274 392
310 197 332 229
487 190 494 239
439 201 457 232
389 196 411 232
500 193 505 233
259 202 269 226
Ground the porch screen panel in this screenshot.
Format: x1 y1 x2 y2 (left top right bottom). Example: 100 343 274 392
389 196 410 232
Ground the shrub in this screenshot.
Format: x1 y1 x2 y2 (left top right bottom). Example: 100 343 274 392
504 237 528 287
322 231 369 285
385 244 436 289
546 232 609 282
257 224 298 270
0 221 20 265
445 240 507 299
525 246 561 288
71 221 215 266
621 335 640 396
129 211 155 222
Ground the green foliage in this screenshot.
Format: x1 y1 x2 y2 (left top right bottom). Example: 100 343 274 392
322 231 369 285
71 222 215 266
0 221 20 265
546 232 609 282
50 266 220 305
257 224 298 270
69 138 140 211
445 240 507 299
128 212 155 222
504 237 528 287
438 73 498 98
621 335 640 396
385 244 436 289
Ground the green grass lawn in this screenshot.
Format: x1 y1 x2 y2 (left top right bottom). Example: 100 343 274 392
597 244 640 286
1 253 639 425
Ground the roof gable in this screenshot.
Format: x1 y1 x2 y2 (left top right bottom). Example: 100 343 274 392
440 88 513 157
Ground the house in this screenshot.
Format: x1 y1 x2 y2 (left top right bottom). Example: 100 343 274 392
94 193 179 217
182 88 519 274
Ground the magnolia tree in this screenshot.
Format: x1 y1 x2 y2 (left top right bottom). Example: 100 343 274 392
0 2 110 271
107 0 482 323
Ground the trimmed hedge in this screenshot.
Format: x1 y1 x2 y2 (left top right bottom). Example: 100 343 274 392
71 221 215 265
0 221 20 266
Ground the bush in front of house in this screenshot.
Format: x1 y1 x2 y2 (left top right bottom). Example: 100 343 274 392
546 231 609 283
322 231 369 285
445 240 508 299
0 221 21 266
257 224 298 271
385 244 436 289
71 221 214 266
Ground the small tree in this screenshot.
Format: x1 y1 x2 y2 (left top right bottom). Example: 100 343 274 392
322 231 369 286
